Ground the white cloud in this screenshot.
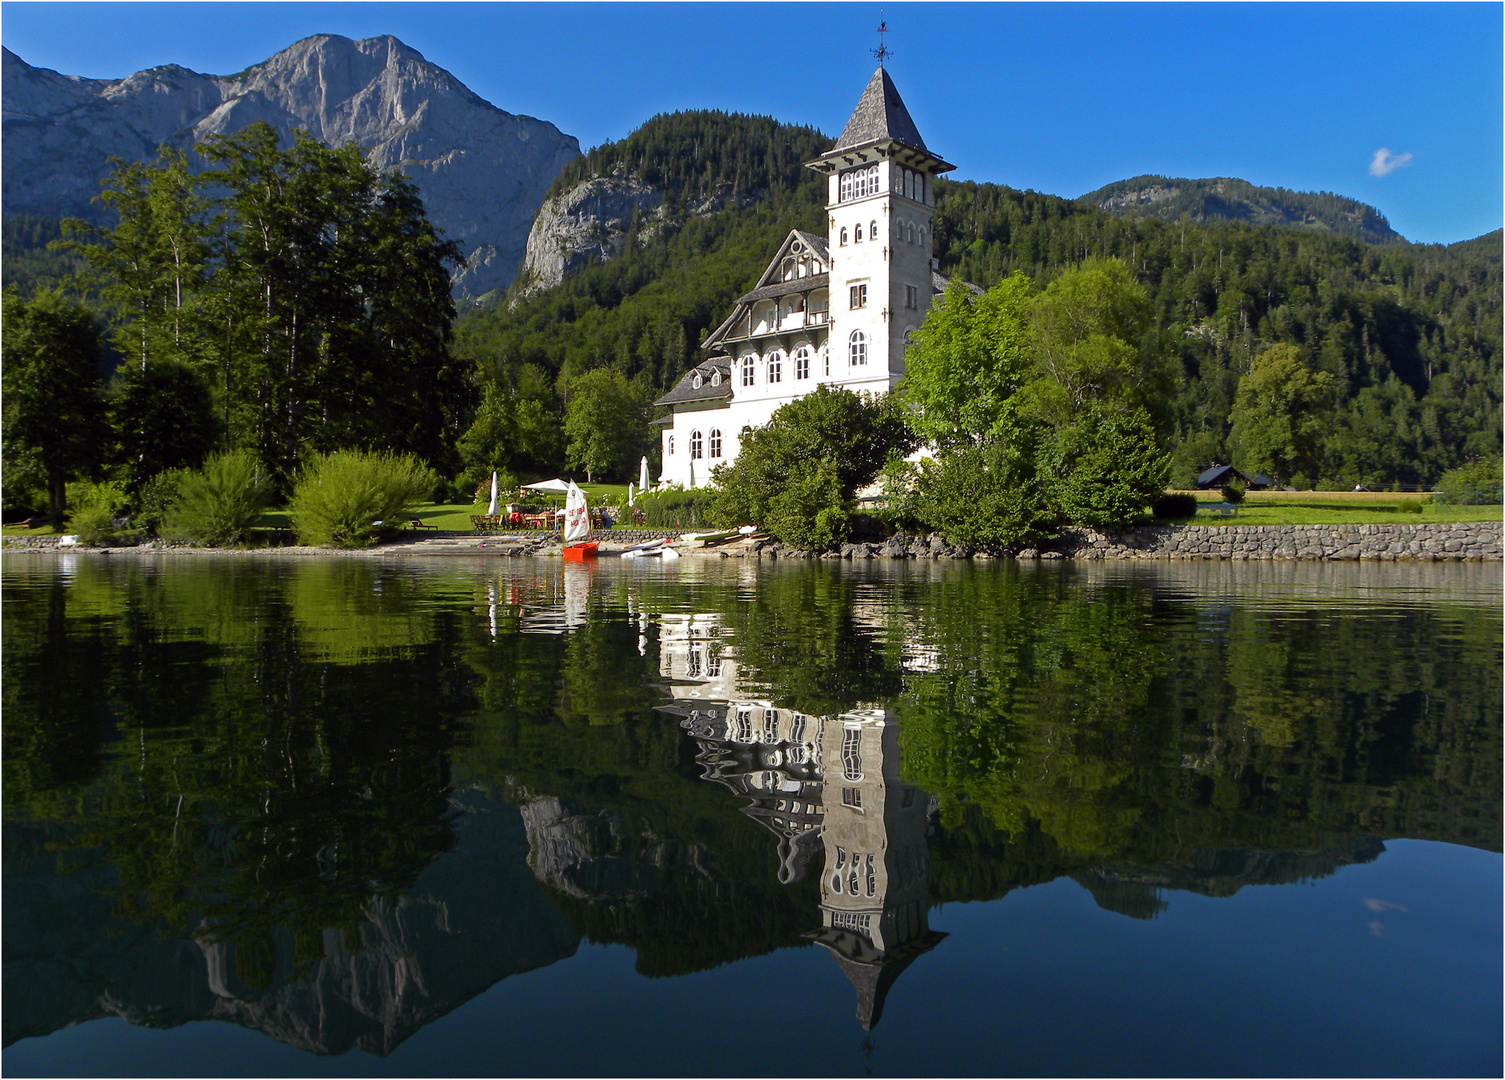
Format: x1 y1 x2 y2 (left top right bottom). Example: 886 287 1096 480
1369 148 1414 177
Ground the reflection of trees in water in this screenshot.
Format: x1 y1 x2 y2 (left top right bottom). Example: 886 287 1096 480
3 558 474 953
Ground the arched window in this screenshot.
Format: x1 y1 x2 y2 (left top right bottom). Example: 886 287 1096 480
840 226 849 246
667 435 674 456
691 371 702 389
741 355 756 386
870 219 878 241
904 169 913 200
793 345 811 380
919 226 927 248
867 164 880 194
766 351 782 384
908 222 916 244
849 330 867 366
690 430 703 459
711 369 721 386
840 171 853 202
821 345 830 377
709 429 722 458
854 223 863 242
782 258 795 281
917 173 926 204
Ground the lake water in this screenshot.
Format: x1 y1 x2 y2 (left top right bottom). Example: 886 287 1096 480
2 553 1499 1077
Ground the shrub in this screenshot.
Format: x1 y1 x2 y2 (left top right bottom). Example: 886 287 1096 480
1436 457 1503 506
636 487 716 529
134 470 188 536
763 460 850 550
1399 500 1424 514
288 450 437 548
911 440 1055 549
66 480 132 545
69 504 122 546
1220 483 1246 504
1152 493 1199 520
161 451 272 546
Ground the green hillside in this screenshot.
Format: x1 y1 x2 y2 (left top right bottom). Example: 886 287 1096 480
1079 175 1403 245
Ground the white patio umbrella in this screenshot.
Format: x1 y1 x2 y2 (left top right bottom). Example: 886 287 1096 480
639 456 650 493
627 482 636 506
522 478 573 512
486 471 499 516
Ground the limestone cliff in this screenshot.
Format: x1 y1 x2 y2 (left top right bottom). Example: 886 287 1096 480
514 171 664 301
1 36 582 297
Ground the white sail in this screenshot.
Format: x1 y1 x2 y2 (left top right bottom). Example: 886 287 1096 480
562 481 591 544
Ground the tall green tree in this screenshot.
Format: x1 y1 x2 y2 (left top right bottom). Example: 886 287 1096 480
1 288 109 525
59 147 216 374
1229 343 1340 488
562 367 653 482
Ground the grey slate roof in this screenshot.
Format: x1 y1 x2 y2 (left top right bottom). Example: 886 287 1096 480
653 358 733 408
1197 465 1251 488
735 272 831 305
834 67 931 155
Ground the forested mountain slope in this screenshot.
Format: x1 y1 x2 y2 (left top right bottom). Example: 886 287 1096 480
456 112 1500 488
1079 175 1402 245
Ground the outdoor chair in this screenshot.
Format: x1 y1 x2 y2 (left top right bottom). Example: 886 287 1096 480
410 518 437 531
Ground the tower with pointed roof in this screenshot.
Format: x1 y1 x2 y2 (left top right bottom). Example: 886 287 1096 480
804 66 954 399
653 65 954 489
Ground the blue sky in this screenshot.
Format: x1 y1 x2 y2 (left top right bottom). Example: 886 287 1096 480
4 2 1500 244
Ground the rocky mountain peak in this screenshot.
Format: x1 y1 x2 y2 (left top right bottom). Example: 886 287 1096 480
2 36 582 297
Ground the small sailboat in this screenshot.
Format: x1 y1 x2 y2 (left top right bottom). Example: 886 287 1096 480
561 481 599 561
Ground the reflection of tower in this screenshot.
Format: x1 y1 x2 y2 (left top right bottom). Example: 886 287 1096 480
676 700 827 884
805 709 945 1032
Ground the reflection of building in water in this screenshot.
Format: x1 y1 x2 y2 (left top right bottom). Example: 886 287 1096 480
806 710 945 1031
668 680 945 1030
657 614 737 701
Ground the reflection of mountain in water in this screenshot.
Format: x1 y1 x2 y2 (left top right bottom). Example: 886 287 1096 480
1071 837 1388 920
3 791 578 1054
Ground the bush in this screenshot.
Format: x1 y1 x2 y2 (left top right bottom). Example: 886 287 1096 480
161 451 272 546
763 460 850 550
911 440 1055 549
1436 457 1503 506
636 487 716 529
66 480 132 545
1220 483 1246 504
69 504 122 546
1399 500 1424 514
288 450 437 548
134 470 188 536
1152 493 1199 520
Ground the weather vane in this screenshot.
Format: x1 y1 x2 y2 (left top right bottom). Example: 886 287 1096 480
873 12 892 67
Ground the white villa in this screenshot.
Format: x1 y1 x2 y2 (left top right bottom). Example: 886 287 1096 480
654 66 956 488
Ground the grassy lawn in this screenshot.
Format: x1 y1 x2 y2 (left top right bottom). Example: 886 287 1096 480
1175 490 1502 526
6 488 1497 537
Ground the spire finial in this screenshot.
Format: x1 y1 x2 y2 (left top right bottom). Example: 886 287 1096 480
873 12 892 67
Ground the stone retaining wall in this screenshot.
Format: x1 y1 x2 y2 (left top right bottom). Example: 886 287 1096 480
810 521 1501 562
9 522 1498 561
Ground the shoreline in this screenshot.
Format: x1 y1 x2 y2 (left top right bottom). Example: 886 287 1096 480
5 520 1501 562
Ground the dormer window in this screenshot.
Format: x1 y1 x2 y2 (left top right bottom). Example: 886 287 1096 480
692 372 703 390
711 370 721 386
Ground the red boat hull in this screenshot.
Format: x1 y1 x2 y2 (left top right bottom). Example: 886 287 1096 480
562 542 599 561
